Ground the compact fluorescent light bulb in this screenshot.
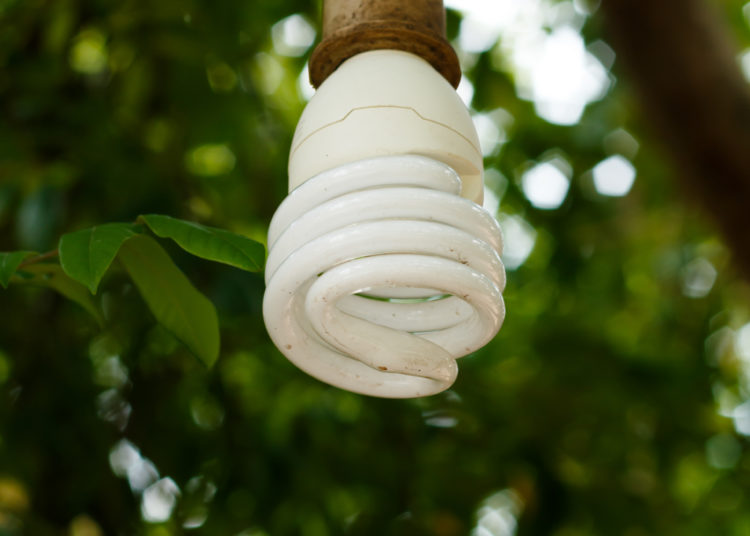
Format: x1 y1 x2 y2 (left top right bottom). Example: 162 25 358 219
263 50 506 398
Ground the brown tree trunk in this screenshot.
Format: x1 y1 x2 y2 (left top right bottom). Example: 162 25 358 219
599 0 750 280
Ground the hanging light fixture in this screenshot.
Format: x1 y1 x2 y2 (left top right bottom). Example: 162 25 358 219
263 0 506 398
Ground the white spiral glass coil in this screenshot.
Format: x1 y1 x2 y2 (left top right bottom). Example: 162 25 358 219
263 154 506 398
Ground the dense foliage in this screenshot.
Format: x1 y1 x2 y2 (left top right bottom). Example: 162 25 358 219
2 0 750 534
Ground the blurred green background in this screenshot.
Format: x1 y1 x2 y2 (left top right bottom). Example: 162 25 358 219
2 0 750 534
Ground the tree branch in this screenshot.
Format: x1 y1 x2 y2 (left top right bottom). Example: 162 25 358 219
599 0 750 279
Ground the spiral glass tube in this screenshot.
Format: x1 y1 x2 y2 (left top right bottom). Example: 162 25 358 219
264 154 505 398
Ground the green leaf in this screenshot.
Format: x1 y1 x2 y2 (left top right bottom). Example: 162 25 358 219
18 263 104 325
118 234 219 367
59 223 142 294
0 251 35 288
138 214 265 272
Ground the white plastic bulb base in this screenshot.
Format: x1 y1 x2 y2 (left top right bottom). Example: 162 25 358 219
288 49 484 203
263 50 506 398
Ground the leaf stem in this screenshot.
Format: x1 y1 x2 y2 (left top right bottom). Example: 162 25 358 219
18 250 60 268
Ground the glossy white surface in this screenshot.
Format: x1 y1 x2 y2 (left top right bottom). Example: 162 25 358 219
264 155 505 398
288 50 484 203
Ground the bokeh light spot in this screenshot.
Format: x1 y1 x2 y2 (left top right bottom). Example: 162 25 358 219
69 514 104 536
190 394 225 430
458 15 502 53
500 215 537 270
206 61 238 92
0 477 29 512
70 28 108 75
182 507 209 529
271 14 316 57
735 323 750 363
471 489 523 536
592 155 636 197
253 53 284 95
186 144 236 176
483 186 500 216
522 161 570 209
297 63 315 101
448 0 611 124
706 434 742 469
473 113 502 157
732 400 750 436
141 478 180 523
603 128 639 158
528 27 609 125
109 440 160 492
457 76 475 107
681 257 717 298
740 48 750 83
